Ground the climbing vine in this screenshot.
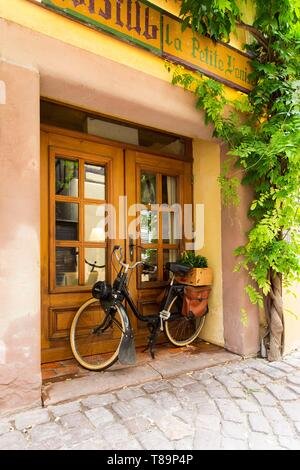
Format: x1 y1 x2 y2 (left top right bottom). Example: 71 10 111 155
169 0 300 361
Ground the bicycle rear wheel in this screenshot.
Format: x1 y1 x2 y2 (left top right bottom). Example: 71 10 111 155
164 295 205 346
70 298 125 371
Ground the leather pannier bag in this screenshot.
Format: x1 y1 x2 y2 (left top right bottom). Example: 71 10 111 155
182 286 211 318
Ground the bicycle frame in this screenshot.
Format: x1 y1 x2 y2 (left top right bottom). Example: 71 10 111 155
112 264 183 324
107 264 183 359
93 247 186 362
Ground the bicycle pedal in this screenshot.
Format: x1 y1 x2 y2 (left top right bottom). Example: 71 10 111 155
92 327 100 335
159 310 170 331
159 310 171 320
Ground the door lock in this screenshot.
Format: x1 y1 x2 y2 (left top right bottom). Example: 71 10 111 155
129 236 135 261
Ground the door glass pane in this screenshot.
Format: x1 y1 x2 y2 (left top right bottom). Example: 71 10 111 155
85 248 106 285
162 175 177 205
162 210 179 244
163 249 178 280
140 210 158 244
85 205 106 242
56 247 79 286
85 164 105 200
141 172 156 204
55 158 78 197
141 249 158 282
56 202 79 241
41 101 189 158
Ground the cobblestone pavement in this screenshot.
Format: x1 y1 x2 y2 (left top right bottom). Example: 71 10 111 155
1 352 300 450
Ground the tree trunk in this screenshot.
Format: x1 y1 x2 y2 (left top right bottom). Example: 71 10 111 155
264 271 284 361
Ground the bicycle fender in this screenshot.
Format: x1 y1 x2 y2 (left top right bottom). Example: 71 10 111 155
117 303 136 366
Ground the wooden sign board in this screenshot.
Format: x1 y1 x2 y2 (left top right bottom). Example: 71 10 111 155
34 0 253 93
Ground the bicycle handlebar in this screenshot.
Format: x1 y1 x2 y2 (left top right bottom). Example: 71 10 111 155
84 259 105 270
113 245 157 273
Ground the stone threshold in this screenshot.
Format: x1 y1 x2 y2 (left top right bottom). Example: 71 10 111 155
42 342 241 407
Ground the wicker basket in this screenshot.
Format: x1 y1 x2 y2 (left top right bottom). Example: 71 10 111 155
176 267 213 286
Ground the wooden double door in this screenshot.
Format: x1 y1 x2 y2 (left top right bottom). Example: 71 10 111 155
41 128 192 363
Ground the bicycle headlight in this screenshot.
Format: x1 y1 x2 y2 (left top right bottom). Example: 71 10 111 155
92 281 112 300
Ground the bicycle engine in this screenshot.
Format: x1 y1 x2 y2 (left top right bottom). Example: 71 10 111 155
92 281 112 300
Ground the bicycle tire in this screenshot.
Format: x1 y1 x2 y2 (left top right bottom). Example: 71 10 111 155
164 295 205 346
70 298 125 371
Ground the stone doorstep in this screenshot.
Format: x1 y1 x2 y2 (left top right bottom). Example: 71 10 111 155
42 348 241 407
41 344 187 384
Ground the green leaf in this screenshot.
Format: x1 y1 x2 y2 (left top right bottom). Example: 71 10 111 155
240 308 249 327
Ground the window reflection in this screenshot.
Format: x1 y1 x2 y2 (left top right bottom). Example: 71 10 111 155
141 173 156 205
85 205 106 242
85 164 105 200
162 210 180 244
56 247 79 286
56 202 79 241
41 101 189 158
141 249 158 282
140 210 158 244
163 249 178 281
85 248 106 285
55 158 78 197
162 175 177 205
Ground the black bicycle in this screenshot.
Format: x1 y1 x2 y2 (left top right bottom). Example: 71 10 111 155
70 245 206 371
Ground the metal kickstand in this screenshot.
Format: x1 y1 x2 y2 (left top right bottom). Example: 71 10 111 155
143 323 160 359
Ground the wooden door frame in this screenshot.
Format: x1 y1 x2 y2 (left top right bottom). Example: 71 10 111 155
40 125 193 362
40 127 125 362
125 150 193 343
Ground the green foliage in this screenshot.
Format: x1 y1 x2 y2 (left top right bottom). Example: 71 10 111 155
218 157 240 206
178 251 208 268
179 0 243 42
170 0 300 306
240 307 249 327
55 160 79 194
245 285 264 307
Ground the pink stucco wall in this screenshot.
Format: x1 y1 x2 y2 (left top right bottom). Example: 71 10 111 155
221 145 260 356
0 60 41 415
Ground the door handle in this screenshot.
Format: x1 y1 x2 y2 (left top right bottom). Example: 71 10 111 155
129 236 135 261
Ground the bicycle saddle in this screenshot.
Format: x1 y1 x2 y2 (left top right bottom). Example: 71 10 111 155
165 262 192 274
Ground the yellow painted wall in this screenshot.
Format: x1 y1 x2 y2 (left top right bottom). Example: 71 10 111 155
0 0 169 82
193 140 224 346
283 284 300 354
0 0 250 96
150 0 181 15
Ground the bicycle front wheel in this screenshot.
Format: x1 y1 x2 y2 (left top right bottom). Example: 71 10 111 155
70 298 125 371
164 295 205 347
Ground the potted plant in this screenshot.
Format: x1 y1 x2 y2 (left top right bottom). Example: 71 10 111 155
175 251 213 286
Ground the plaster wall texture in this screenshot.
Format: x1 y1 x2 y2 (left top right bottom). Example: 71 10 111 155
193 140 224 347
220 147 260 357
0 60 41 415
193 141 261 357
